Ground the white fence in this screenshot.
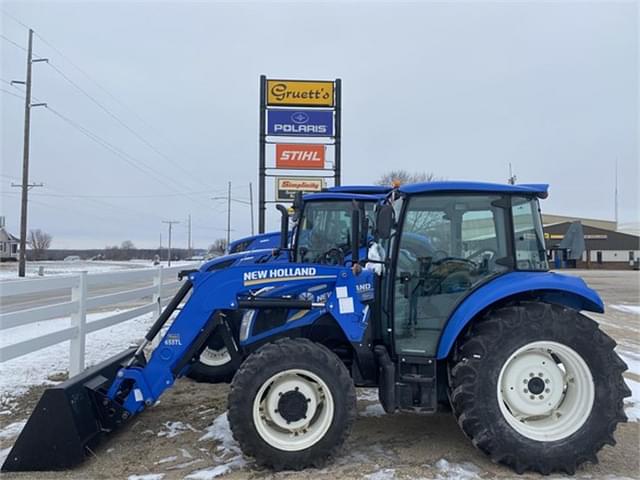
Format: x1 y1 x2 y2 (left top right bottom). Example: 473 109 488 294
0 265 193 376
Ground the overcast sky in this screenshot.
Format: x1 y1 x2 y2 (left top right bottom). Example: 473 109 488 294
1 1 638 249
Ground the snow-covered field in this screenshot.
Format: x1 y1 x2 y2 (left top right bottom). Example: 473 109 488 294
0 309 155 401
0 260 197 281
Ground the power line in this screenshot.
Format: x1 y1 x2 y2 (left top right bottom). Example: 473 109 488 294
0 87 24 100
2 10 215 192
0 34 26 52
44 104 212 210
45 60 213 192
1 9 31 30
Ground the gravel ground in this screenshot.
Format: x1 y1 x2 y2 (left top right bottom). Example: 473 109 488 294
1 269 639 480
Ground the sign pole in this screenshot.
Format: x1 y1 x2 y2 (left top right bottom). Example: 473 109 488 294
258 74 267 233
334 78 342 187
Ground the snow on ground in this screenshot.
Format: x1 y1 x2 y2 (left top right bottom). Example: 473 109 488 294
364 468 396 480
187 412 248 479
0 420 25 440
610 304 640 315
128 475 165 480
157 421 198 438
0 309 155 402
434 459 482 480
361 403 386 417
0 260 198 281
623 379 640 422
617 347 640 422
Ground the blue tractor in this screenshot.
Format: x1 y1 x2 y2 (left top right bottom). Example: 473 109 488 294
189 189 385 383
3 181 629 475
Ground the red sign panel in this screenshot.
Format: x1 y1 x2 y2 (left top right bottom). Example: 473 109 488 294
275 144 325 170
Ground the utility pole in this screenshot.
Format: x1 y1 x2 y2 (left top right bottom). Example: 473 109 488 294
12 29 47 277
187 214 192 256
249 182 255 236
162 220 179 267
226 181 231 248
614 159 619 230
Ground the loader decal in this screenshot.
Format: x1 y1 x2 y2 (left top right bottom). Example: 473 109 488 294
242 267 336 286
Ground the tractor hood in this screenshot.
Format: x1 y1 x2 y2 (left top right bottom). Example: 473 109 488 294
200 248 277 272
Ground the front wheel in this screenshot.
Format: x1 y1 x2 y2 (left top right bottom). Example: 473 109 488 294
449 302 630 475
228 338 356 470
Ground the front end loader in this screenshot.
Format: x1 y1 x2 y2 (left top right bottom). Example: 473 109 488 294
3 181 630 476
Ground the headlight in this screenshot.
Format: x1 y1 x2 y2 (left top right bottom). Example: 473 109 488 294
239 309 257 342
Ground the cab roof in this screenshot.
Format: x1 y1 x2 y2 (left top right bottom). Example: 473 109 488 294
302 192 384 202
325 185 392 194
398 181 549 198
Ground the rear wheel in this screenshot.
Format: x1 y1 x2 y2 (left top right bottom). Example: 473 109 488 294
228 338 356 470
449 302 630 475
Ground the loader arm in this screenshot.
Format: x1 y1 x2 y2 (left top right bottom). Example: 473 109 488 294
109 263 369 414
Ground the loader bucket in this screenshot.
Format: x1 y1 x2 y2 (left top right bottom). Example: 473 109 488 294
1 347 137 472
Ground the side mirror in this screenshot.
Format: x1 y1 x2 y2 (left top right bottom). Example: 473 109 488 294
292 191 303 211
275 204 289 250
375 204 394 240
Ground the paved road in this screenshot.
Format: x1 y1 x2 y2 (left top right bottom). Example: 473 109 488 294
0 264 189 313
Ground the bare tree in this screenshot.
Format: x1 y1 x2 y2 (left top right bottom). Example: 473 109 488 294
28 229 53 260
375 170 437 186
120 240 136 250
208 238 228 255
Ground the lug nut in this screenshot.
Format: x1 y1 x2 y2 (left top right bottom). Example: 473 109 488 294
529 395 535 400
545 388 550 393
539 395 544 400
523 388 529 393
545 379 550 384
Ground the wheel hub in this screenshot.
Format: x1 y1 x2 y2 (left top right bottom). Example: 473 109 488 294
252 369 335 452
527 377 545 395
277 390 309 423
497 341 595 442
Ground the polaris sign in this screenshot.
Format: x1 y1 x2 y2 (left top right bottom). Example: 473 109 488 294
267 109 333 137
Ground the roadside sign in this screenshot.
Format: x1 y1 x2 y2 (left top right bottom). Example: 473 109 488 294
275 144 325 169
267 80 334 107
275 177 324 201
267 109 334 137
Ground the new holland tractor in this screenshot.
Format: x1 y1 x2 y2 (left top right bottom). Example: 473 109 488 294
189 188 386 383
3 181 629 475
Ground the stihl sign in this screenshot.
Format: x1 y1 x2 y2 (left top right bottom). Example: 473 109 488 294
275 144 325 169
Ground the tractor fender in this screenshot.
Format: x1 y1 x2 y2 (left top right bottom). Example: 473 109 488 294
435 271 604 359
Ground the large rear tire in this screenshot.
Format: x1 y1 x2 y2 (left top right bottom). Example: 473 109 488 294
228 338 356 470
449 301 630 475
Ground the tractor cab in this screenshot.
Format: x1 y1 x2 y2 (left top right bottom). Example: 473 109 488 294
375 182 549 358
291 192 380 266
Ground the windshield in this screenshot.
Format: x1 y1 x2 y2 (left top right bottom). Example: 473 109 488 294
296 200 374 265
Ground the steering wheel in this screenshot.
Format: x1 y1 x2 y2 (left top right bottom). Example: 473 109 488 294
322 248 345 266
467 248 497 262
432 256 478 270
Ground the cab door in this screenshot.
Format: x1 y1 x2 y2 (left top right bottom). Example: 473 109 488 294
391 194 510 357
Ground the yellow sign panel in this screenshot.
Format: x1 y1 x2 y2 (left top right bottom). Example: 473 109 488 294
267 80 334 107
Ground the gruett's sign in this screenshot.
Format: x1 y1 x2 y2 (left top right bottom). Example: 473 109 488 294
267 80 334 107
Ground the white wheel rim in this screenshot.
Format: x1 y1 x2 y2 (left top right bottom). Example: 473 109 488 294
252 369 334 451
199 347 231 367
497 341 594 442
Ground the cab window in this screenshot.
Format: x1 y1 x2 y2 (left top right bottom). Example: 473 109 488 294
512 197 548 271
